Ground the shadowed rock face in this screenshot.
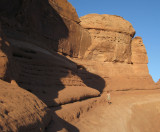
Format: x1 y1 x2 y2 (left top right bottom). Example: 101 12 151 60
0 0 158 131
0 80 51 132
0 0 102 107
0 0 93 131
49 0 80 22
0 23 11 81
0 1 104 131
0 0 91 58
9 38 104 107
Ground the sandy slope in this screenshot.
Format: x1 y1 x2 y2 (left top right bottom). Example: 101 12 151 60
70 90 160 132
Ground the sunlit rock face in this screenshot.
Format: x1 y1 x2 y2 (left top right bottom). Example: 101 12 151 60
0 0 159 131
0 0 156 104
131 36 148 64
156 79 160 88
79 14 155 90
80 14 135 63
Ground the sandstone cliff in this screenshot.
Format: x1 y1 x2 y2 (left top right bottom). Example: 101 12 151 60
0 1 103 131
0 0 158 131
0 0 91 58
79 14 155 90
80 14 135 63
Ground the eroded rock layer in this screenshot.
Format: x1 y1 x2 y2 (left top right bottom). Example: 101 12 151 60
156 79 160 88
0 0 91 58
9 38 102 107
0 80 51 132
131 37 148 64
79 14 155 90
0 23 11 81
0 0 158 131
0 0 94 131
80 14 135 63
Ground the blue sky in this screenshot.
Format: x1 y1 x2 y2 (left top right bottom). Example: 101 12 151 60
68 0 160 82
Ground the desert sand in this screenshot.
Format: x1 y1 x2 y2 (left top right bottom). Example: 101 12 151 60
71 90 160 132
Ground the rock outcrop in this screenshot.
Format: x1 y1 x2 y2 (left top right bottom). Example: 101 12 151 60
0 0 94 131
0 0 103 108
79 14 155 90
156 79 160 88
9 38 103 107
0 0 91 58
0 23 11 81
131 37 148 64
0 80 51 132
80 14 135 63
0 0 158 131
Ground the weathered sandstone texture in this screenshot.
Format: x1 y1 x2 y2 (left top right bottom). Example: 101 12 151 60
0 0 91 58
0 23 11 81
131 36 148 64
156 79 160 88
0 0 102 108
79 14 155 90
0 80 51 132
80 14 135 63
0 0 158 131
8 38 103 107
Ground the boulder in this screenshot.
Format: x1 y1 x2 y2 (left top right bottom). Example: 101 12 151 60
0 80 51 132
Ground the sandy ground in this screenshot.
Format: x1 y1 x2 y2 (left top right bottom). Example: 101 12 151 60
70 90 160 132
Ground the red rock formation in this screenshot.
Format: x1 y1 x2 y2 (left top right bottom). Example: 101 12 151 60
80 14 135 63
79 14 155 90
0 23 11 81
131 36 148 64
156 79 160 88
0 0 158 131
0 0 91 58
0 0 102 108
50 0 80 22
0 80 51 132
9 39 102 106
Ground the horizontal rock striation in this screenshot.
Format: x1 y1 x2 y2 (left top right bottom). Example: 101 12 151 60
8 38 103 107
80 14 135 63
79 14 155 90
0 0 158 131
0 0 96 131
